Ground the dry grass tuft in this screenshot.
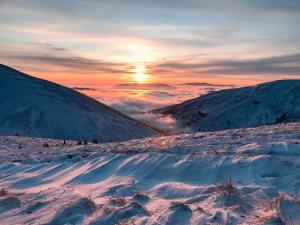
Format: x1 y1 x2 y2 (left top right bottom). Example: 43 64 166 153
0 188 9 197
109 193 127 207
217 176 234 194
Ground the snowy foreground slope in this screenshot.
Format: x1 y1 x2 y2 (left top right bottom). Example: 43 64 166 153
0 64 159 142
152 80 300 132
0 123 299 225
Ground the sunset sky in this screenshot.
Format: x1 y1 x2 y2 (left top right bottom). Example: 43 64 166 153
0 0 299 123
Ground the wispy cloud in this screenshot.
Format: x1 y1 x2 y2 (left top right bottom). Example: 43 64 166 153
72 87 98 91
9 55 124 74
154 53 300 76
145 91 176 98
0 42 127 75
180 82 235 87
115 83 176 90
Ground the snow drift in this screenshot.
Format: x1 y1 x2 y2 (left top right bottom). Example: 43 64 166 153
0 123 299 224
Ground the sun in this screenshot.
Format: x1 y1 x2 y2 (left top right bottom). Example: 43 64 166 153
134 65 146 74
134 73 148 83
132 64 149 83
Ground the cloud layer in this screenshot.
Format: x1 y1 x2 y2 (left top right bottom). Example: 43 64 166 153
77 82 235 133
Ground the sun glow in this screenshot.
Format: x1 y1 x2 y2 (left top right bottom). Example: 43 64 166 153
134 65 147 74
132 64 149 83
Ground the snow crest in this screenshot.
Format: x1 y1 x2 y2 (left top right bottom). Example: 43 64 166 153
0 123 299 224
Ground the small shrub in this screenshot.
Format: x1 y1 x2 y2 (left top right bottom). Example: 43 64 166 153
276 113 287 123
0 188 9 197
43 143 50 148
252 100 261 105
15 132 20 137
170 201 182 206
80 152 89 158
84 139 88 145
110 194 127 207
271 194 299 224
92 138 98 144
67 154 75 159
103 206 114 214
77 140 82 145
194 205 205 212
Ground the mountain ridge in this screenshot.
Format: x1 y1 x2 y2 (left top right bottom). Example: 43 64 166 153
0 64 160 141
151 79 300 132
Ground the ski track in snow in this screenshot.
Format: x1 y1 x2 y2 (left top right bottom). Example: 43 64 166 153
0 123 299 225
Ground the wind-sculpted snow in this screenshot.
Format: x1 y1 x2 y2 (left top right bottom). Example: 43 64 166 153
0 123 299 224
152 80 300 132
0 64 159 142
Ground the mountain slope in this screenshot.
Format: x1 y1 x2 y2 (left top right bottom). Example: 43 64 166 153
0 123 299 224
152 80 300 132
0 64 160 141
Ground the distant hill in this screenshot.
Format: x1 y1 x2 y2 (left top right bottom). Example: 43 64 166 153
151 80 300 132
0 64 160 141
180 82 234 87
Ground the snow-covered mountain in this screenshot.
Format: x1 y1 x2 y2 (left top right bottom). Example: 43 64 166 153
152 80 300 132
0 123 299 224
0 64 160 141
